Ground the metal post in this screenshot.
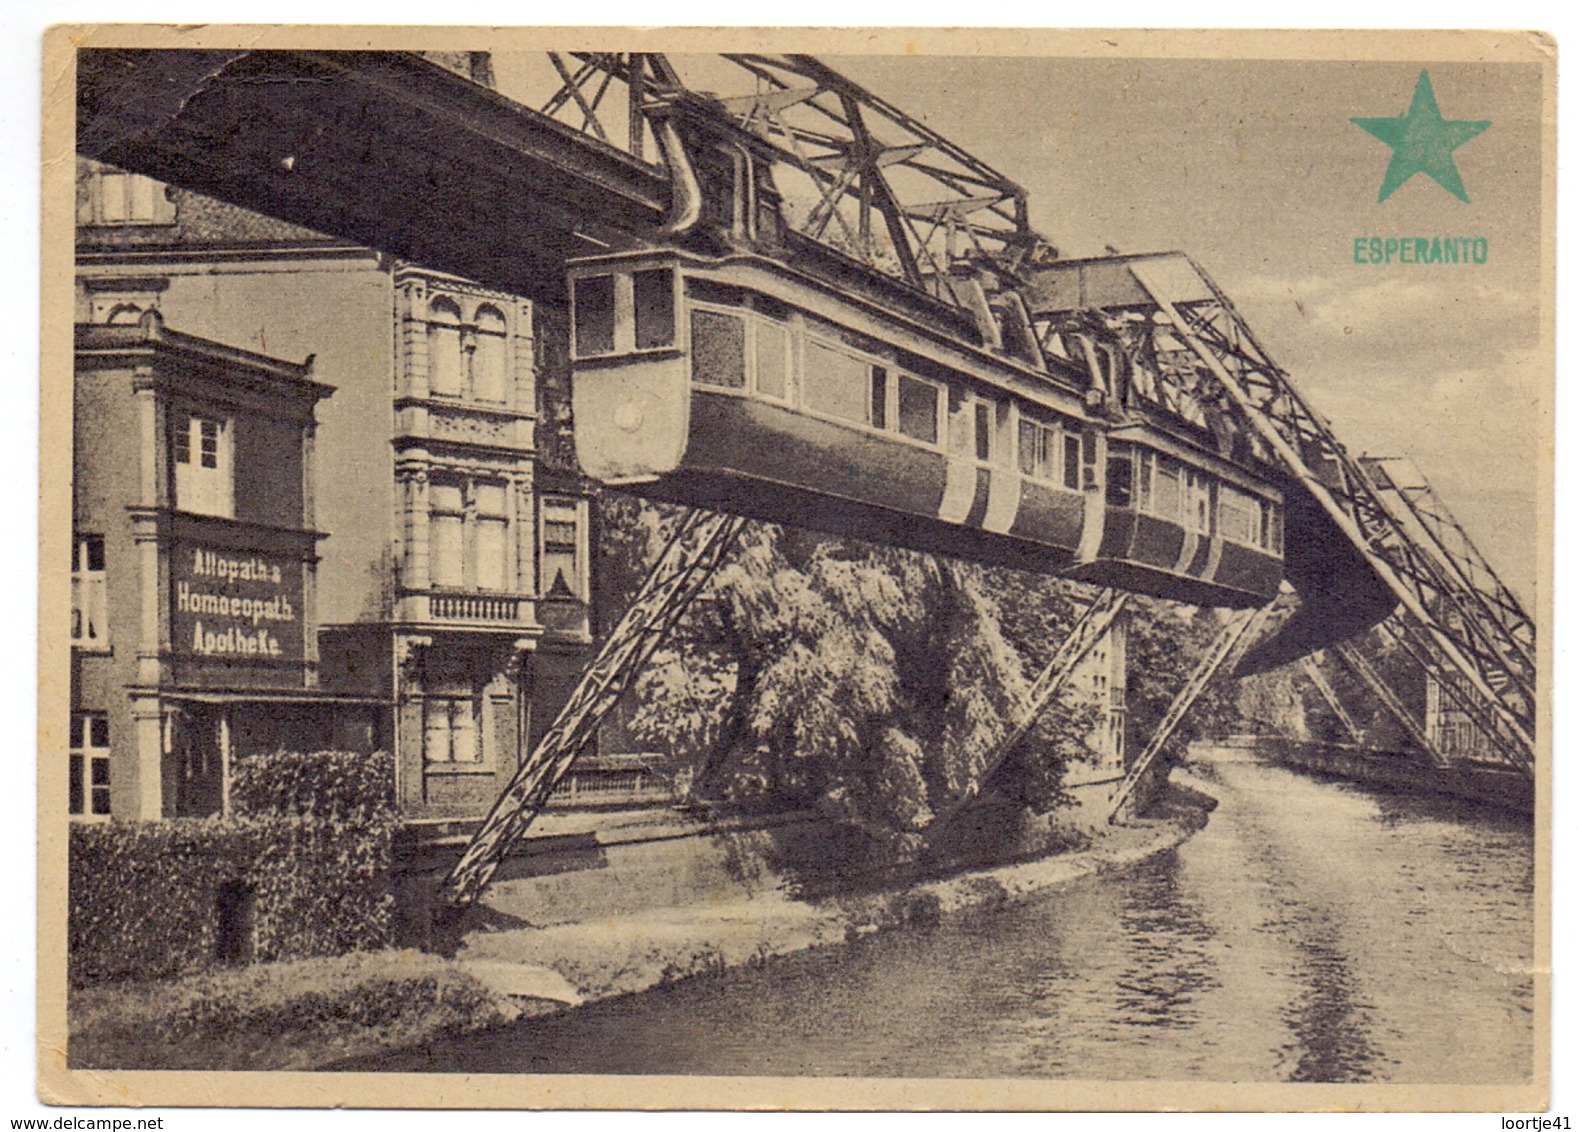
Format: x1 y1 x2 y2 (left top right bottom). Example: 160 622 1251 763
438 508 745 909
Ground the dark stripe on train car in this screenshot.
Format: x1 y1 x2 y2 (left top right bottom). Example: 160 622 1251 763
1184 533 1214 578
1063 559 1263 609
1128 513 1186 570
962 467 992 530
1215 541 1282 598
687 393 947 519
1009 480 1085 555
1097 506 1139 560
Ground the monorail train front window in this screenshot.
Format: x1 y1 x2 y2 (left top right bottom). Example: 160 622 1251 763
633 269 675 350
573 275 615 356
691 309 747 388
1106 450 1134 508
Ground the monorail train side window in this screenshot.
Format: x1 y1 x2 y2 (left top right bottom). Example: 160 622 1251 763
1138 452 1154 511
870 367 890 430
1152 456 1183 519
633 269 675 350
1188 471 1213 535
1063 433 1081 489
1219 485 1257 546
897 374 941 445
804 339 869 424
691 308 747 389
1106 448 1134 508
573 275 616 357
974 401 992 463
1018 417 1056 480
1081 431 1099 489
754 319 790 400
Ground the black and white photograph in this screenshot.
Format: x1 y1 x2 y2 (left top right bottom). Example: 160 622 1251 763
37 25 1552 1111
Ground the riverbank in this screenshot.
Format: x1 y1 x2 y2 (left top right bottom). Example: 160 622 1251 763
70 783 1214 1071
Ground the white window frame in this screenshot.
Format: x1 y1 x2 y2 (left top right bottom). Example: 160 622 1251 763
70 712 111 819
539 495 585 602
422 694 485 765
71 535 108 650
172 411 234 519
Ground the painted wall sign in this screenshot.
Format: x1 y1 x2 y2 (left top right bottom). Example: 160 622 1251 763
171 543 304 664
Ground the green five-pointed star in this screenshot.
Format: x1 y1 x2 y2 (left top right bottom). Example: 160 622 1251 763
1351 70 1491 203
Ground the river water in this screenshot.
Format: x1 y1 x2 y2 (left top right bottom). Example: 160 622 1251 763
380 747 1535 1082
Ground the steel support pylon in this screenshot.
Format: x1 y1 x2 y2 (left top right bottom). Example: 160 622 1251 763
1331 636 1448 768
1107 599 1276 823
1298 653 1366 745
439 509 747 909
1126 258 1534 770
931 587 1129 832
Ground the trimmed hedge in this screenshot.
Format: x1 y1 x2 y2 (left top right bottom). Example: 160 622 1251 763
69 751 397 987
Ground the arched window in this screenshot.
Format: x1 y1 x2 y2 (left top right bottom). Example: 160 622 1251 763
472 305 508 403
428 297 463 397
105 303 144 326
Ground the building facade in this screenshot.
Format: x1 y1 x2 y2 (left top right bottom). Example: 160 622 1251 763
72 314 363 820
73 157 596 823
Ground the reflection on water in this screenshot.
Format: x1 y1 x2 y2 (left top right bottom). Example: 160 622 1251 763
369 750 1534 1082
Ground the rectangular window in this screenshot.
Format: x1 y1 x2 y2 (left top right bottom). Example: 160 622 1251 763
541 497 581 599
690 309 747 389
99 171 161 224
70 713 111 817
474 483 508 592
423 697 481 764
1188 472 1213 535
172 412 233 518
633 269 676 350
804 340 869 424
897 374 940 445
573 275 616 357
754 319 789 400
1081 431 1098 489
974 402 992 462
71 535 107 648
1152 458 1183 519
1106 452 1134 508
1063 432 1081 489
1138 453 1154 511
1219 486 1257 545
1018 418 1060 481
430 482 464 589
870 366 889 430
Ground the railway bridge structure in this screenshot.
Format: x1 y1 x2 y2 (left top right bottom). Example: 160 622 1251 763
76 48 1539 909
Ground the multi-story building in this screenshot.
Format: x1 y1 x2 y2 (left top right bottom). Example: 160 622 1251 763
72 313 358 820
73 155 596 824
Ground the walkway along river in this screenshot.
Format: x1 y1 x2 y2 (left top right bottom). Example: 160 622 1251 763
364 745 1535 1082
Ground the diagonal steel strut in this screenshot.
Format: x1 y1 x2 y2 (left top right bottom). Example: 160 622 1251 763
930 587 1129 832
1107 598 1277 823
1298 653 1366 746
438 508 747 909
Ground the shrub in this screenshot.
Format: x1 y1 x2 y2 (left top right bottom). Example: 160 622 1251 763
69 751 396 987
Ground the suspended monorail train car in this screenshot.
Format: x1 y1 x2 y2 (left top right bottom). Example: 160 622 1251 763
570 247 1286 609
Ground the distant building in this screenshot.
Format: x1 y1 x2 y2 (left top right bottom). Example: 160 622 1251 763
73 156 597 823
1066 614 1129 784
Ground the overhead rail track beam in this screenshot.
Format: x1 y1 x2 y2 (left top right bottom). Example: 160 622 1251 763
438 509 747 909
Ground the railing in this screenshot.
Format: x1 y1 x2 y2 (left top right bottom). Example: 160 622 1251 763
427 591 523 623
